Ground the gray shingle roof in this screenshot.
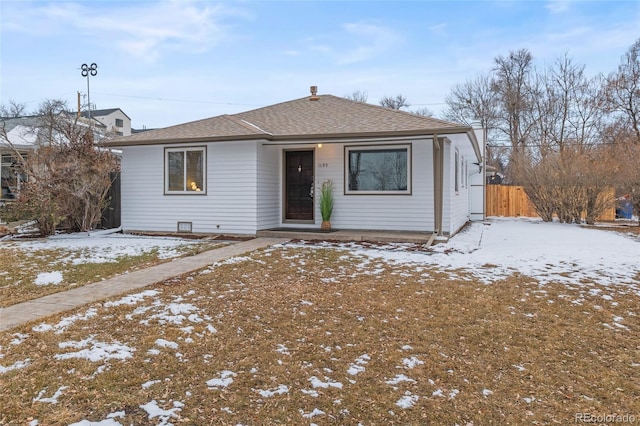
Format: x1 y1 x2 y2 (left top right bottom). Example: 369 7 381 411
79 108 131 120
103 95 470 146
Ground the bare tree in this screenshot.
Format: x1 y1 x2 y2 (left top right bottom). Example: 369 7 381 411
379 94 410 110
527 55 605 156
410 107 434 117
444 74 497 129
0 100 26 118
344 90 369 103
442 43 639 225
604 123 640 223
492 49 535 157
606 38 640 143
1 99 119 235
514 143 615 224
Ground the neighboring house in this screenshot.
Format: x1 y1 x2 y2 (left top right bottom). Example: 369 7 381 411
1 110 125 201
81 108 132 136
103 88 485 237
1 115 107 201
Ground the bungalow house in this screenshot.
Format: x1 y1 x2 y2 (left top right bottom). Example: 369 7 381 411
103 88 485 237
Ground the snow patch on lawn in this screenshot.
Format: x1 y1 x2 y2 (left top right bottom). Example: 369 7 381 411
347 353 371 375
155 339 179 350
69 421 121 426
0 358 30 374
33 386 68 404
289 218 640 288
300 408 325 418
255 384 289 397
32 308 98 334
103 290 160 307
55 337 135 362
207 370 236 389
402 356 424 369
34 271 63 286
385 374 417 386
396 392 419 408
13 233 209 265
139 400 183 425
309 376 343 389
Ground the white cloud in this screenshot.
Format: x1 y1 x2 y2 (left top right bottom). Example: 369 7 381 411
3 1 246 62
338 22 402 64
300 21 401 65
545 0 571 13
429 23 448 36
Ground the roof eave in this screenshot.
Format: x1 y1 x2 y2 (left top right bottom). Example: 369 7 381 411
272 127 473 141
100 134 270 147
102 126 474 147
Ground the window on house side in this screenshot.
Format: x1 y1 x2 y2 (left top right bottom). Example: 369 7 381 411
345 145 411 194
115 118 124 127
464 160 468 188
165 147 206 194
455 149 460 193
1 153 27 200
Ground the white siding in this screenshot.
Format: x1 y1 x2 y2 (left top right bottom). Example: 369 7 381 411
95 110 131 136
276 139 435 232
256 144 280 230
469 127 486 221
121 141 260 235
121 133 478 235
442 134 477 235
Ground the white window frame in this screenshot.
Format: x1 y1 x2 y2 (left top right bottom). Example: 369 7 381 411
464 159 468 188
461 155 466 189
344 144 412 195
164 146 206 195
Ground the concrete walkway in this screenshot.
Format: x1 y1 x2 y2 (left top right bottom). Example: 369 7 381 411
0 238 288 332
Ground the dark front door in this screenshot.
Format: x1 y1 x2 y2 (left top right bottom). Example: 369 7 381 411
285 150 314 221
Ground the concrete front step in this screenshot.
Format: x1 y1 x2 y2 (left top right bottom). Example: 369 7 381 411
257 229 437 244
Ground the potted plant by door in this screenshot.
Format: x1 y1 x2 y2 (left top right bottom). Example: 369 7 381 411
319 179 334 231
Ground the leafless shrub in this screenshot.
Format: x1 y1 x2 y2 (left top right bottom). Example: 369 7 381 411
1 100 119 235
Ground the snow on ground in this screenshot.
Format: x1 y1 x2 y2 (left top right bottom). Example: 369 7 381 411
3 232 214 265
290 218 640 288
5 218 640 425
34 271 64 286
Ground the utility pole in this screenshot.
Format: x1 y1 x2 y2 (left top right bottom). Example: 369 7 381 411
80 63 98 119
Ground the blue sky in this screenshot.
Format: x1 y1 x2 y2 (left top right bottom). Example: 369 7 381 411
1 0 639 129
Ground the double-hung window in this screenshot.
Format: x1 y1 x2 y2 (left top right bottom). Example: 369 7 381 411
345 144 411 194
165 147 206 194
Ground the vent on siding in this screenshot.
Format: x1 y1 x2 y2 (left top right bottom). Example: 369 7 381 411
177 221 193 233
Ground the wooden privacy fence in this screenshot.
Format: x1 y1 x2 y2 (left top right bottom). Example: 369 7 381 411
485 185 616 221
486 185 537 217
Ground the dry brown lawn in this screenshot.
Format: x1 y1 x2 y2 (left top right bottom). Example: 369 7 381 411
1 243 638 425
0 241 222 308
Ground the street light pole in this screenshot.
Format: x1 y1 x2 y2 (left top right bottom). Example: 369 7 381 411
80 63 98 119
